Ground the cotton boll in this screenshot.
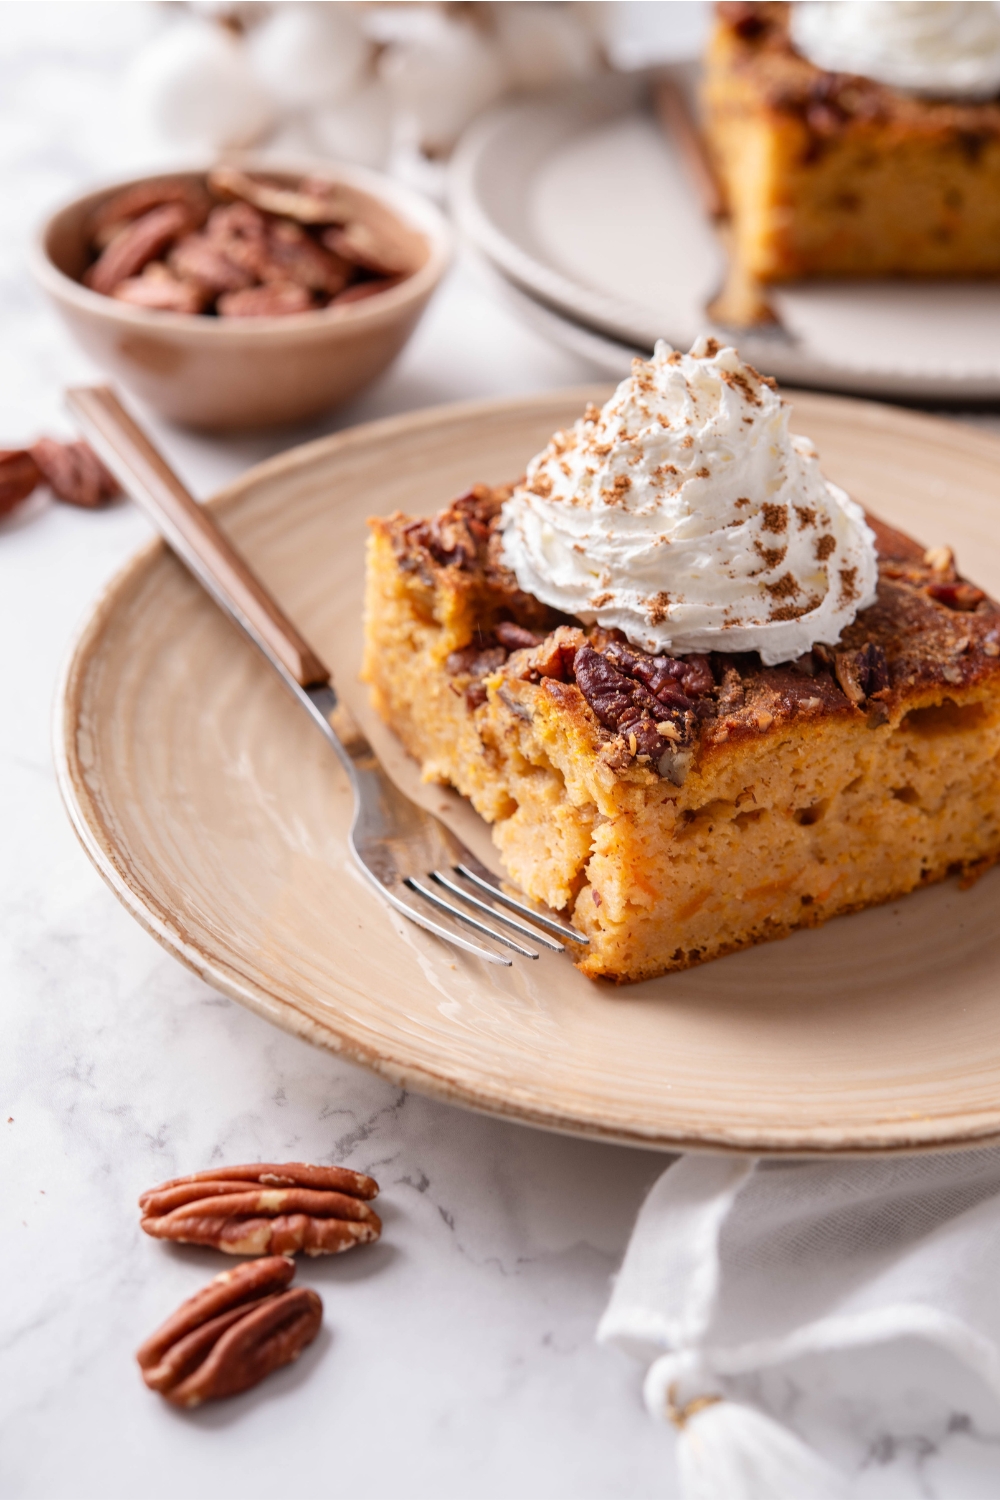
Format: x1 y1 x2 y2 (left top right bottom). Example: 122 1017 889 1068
567 1 614 46
490 2 602 90
247 4 371 112
308 77 393 169
264 110 325 159
123 19 277 151
379 13 508 157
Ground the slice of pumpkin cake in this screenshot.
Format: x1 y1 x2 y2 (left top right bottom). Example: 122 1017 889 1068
363 340 1000 982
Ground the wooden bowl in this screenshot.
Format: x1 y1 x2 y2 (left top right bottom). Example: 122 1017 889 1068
30 160 452 432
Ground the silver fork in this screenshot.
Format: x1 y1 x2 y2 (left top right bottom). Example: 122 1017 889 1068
67 386 588 968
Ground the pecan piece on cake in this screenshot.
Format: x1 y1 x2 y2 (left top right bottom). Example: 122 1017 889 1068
139 1161 381 1256
136 1256 321 1407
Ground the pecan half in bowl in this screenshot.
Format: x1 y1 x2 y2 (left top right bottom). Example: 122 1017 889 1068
31 158 450 430
139 1161 382 1256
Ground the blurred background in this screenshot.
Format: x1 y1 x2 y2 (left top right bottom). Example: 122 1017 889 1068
12 0 1000 455
1 3 711 452
4 2 706 174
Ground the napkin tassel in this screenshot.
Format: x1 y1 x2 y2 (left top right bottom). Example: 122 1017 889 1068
644 1353 851 1500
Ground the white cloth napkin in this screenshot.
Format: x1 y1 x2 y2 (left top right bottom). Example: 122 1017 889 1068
598 1151 1000 1499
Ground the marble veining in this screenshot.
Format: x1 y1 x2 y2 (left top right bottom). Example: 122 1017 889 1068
4 8 1000 1497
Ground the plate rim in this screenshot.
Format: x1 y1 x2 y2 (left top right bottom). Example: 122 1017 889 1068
53 388 1000 1157
450 74 662 352
466 246 644 378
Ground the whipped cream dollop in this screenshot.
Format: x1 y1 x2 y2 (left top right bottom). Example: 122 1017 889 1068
499 339 878 667
791 2 1000 99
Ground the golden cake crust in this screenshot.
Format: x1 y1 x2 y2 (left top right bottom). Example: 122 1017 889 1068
376 484 1000 751
713 2 1000 135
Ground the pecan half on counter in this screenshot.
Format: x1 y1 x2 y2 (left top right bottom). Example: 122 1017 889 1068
139 1161 381 1256
137 1256 321 1406
0 439 120 516
0 449 42 516
30 438 121 509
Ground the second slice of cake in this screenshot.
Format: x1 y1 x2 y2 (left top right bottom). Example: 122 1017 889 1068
703 2 1000 285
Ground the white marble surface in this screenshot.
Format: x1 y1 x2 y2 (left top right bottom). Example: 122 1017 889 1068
4 9 1000 1499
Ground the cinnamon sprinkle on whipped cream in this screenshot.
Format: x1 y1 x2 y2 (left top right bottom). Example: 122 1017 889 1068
499 338 878 666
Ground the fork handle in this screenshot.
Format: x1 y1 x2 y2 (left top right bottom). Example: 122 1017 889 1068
66 386 330 690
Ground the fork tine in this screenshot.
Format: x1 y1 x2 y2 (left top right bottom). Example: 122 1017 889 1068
453 864 590 945
405 878 540 959
373 880 512 966
429 871 566 952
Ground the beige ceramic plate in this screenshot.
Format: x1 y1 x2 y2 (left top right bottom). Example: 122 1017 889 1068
56 390 1000 1154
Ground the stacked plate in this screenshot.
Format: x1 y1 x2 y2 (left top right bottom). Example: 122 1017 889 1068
451 69 1000 400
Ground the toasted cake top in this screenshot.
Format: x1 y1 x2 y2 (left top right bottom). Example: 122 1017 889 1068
713 3 1000 138
379 485 1000 782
